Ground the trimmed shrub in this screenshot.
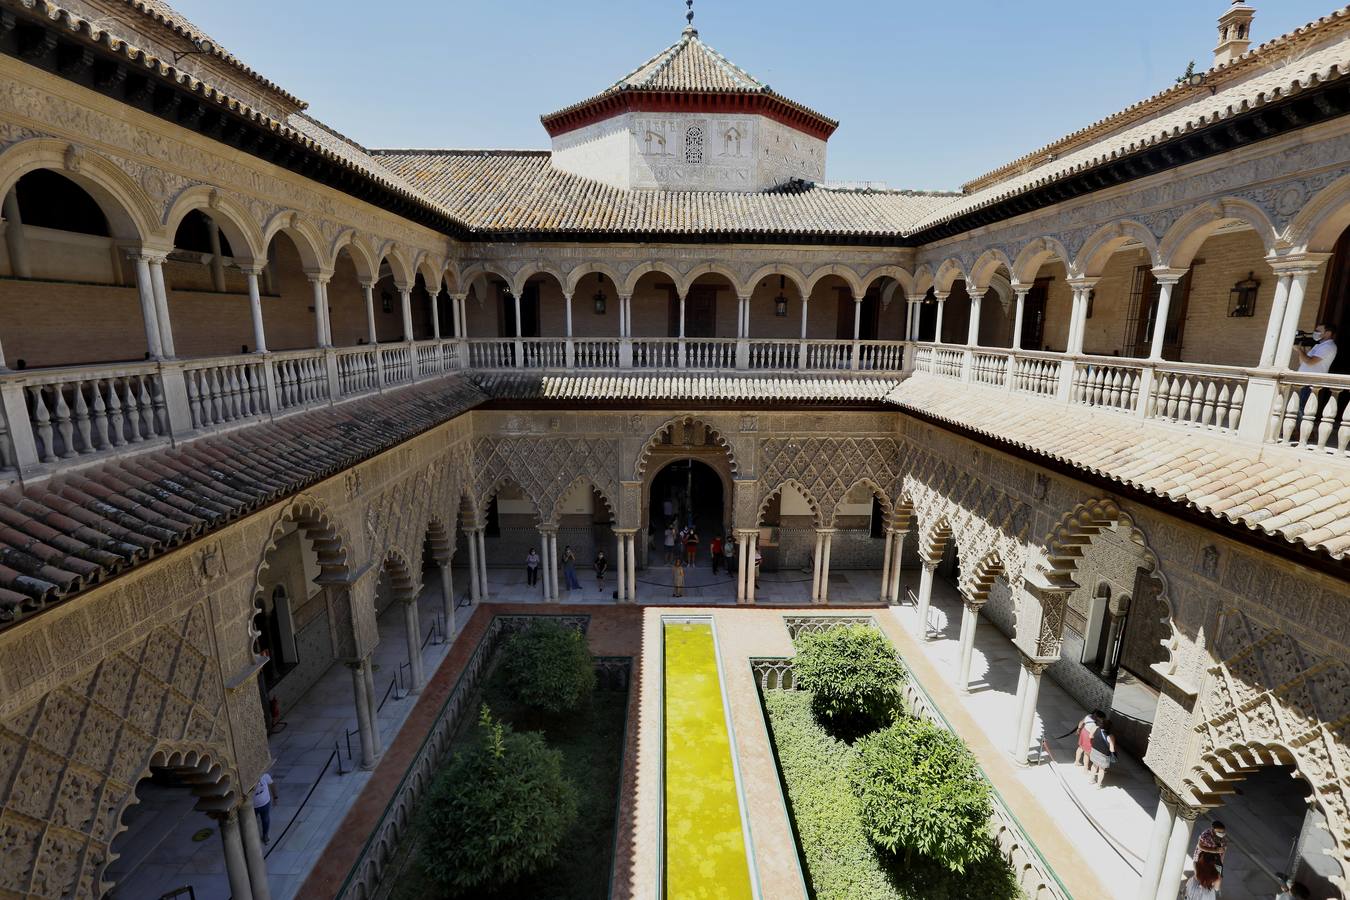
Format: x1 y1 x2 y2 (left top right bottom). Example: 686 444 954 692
849 716 994 874
500 620 596 715
793 625 904 733
416 706 579 895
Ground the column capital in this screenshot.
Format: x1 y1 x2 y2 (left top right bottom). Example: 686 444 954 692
967 285 988 300
921 558 940 572
1066 276 1099 291
612 527 640 537
450 291 467 301
905 293 926 305
359 279 377 290
1154 778 1185 809
1017 651 1053 675
393 281 413 295
738 294 754 304
961 597 986 614
237 263 267 277
304 268 333 285
206 805 240 824
1150 266 1188 285
537 524 559 536
127 247 171 264
932 291 950 303
1009 282 1032 297
1267 253 1331 277
734 528 760 539
813 527 838 535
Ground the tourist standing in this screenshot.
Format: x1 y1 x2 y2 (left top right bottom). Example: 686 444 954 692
1185 832 1224 900
594 550 608 591
672 557 685 598
754 545 763 589
1088 714 1116 787
1062 709 1102 769
252 771 276 845
724 535 736 578
1194 821 1228 875
710 535 724 574
562 545 581 591
684 528 699 566
525 548 540 588
664 524 677 565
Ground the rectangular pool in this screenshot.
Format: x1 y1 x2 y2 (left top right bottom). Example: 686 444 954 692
662 618 756 899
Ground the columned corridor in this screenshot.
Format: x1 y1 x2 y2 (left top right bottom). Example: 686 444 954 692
106 577 466 900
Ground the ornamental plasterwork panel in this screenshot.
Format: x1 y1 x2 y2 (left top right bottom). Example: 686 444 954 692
472 436 621 527
758 436 902 525
1185 610 1350 891
0 602 232 899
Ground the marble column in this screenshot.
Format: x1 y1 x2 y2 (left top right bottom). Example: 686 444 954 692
1274 267 1321 370
915 560 937 639
132 254 166 359
745 532 758 603
887 530 905 604
237 796 272 900
810 530 825 602
626 533 638 603
476 529 489 602
615 531 628 603
308 275 329 347
350 660 377 769
1011 654 1048 765
465 529 483 605
399 285 414 342
148 253 176 357
1136 788 1181 900
439 559 456 637
933 292 948 343
1154 802 1201 900
362 281 377 345
363 657 382 756
817 529 835 604
1148 269 1186 361
243 266 268 353
956 598 983 690
429 289 441 340
215 808 254 900
1011 288 1028 350
737 536 750 602
879 529 895 602
967 287 983 346
402 597 424 693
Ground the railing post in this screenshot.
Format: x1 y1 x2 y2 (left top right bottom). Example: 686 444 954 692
1236 374 1280 444
1002 352 1016 391
0 380 39 473
261 352 280 413
902 342 916 374
961 348 974 383
1135 363 1156 419
324 348 341 401
1056 357 1076 403
156 360 195 441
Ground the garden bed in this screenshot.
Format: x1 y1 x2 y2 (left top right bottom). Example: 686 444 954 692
762 689 1021 900
380 656 629 900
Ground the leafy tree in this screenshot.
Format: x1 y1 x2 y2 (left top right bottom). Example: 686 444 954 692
500 620 596 715
849 717 994 873
793 625 904 734
416 706 579 894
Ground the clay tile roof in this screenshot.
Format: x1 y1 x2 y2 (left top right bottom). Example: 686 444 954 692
370 149 957 237
474 373 901 403
540 28 838 134
886 375 1350 563
0 377 487 630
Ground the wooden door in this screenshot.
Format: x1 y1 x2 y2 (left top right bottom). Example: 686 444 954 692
1021 278 1050 350
685 286 718 338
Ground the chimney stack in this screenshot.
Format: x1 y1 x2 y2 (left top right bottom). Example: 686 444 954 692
1214 0 1256 68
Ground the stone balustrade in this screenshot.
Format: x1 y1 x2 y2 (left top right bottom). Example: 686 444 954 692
3 335 1347 481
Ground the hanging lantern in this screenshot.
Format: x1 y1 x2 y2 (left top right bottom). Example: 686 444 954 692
773 274 788 316
1227 272 1259 317
593 287 607 314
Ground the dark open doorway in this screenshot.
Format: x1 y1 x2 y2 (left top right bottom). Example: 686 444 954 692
649 459 726 562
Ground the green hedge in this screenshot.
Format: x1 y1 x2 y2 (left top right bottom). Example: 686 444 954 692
792 625 904 736
499 620 596 715
763 690 1020 900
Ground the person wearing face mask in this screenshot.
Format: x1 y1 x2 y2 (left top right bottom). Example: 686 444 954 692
1194 820 1228 876
1295 323 1338 374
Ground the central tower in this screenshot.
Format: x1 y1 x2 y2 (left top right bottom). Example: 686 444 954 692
540 22 838 192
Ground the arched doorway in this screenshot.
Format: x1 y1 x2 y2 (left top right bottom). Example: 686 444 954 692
649 458 726 566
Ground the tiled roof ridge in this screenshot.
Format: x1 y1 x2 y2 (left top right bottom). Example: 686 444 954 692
370 148 553 158
961 4 1350 194
291 112 371 153
117 0 307 110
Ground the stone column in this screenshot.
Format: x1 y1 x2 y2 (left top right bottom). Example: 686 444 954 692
615 531 627 603
1257 271 1294 367
237 796 272 900
242 266 268 353
1011 654 1048 765
1065 279 1097 355
879 529 895 602
362 281 377 345
967 287 983 346
429 289 441 340
363 657 382 756
915 560 937 639
1100 610 1127 678
439 559 456 637
737 535 750 602
887 529 905 604
451 293 465 339
403 596 424 693
563 291 575 367
1148 269 1187 360
852 296 863 340
399 285 414 342
810 530 825 602
350 659 377 769
1136 788 1181 900
1154 802 1201 900
148 253 176 357
308 275 330 347
626 532 638 603
1274 265 1323 370
215 807 254 900
1011 287 1028 350
745 531 758 603
538 527 557 601
904 299 915 341
933 292 948 343
132 254 166 359
476 529 489 602
817 529 835 604
956 598 983 690
465 528 482 605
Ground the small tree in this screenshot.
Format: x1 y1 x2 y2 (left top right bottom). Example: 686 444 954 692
793 625 904 733
416 706 579 894
849 717 993 873
500 620 596 715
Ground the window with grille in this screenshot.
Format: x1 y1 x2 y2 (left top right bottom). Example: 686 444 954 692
685 126 704 164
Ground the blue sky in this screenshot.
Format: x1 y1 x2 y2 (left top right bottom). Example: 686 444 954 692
169 0 1338 190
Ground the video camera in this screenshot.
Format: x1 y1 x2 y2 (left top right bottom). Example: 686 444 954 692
1294 330 1320 349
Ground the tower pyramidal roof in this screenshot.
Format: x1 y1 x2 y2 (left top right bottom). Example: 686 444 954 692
540 25 838 140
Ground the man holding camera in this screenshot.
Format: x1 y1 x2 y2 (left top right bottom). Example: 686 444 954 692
1294 323 1338 374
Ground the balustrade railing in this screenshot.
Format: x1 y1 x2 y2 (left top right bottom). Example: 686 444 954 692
932 346 964 380
519 338 567 370
684 338 736 370
1148 365 1247 434
1010 353 1060 397
803 340 853 370
1071 359 1143 414
1268 373 1350 458
971 351 1010 387
381 345 411 386
467 339 515 370
856 341 906 372
572 338 619 369
272 349 331 411
747 340 798 370
632 338 680 369
182 357 269 430
336 347 379 397
17 364 167 464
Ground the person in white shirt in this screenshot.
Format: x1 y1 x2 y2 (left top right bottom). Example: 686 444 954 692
1295 323 1338 374
252 772 276 844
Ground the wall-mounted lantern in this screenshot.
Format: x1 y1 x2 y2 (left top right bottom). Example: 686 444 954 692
380 289 393 313
773 275 788 317
1228 272 1259 317
593 287 607 314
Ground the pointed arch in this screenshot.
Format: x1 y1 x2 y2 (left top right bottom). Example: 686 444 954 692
476 474 544 525
1159 199 1279 270
962 550 1006 604
547 475 618 526
1011 236 1074 284
379 548 419 602
1073 220 1161 278
0 138 157 242
1038 498 1168 603
261 210 326 272
621 261 682 296
163 186 265 264
919 515 954 563
832 477 893 528
758 479 823 529
635 415 739 480
250 496 353 601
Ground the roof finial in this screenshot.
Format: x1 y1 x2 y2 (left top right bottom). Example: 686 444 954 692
684 0 697 36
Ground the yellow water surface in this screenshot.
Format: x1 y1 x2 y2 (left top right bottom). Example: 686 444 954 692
663 621 754 900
